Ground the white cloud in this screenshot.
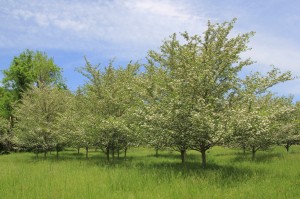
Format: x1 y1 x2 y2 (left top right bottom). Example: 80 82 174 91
131 0 191 20
0 0 207 59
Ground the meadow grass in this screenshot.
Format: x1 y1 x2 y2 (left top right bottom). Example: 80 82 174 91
0 146 300 199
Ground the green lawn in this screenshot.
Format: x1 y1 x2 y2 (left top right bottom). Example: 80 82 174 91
0 146 300 199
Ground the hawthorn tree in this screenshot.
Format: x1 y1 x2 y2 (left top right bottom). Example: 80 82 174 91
136 64 171 156
78 59 142 161
274 100 300 152
229 68 293 159
143 19 256 168
14 85 70 157
58 88 94 158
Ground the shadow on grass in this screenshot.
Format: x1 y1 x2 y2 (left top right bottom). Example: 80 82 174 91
27 150 109 163
231 152 284 163
131 161 263 187
23 148 266 187
146 153 181 160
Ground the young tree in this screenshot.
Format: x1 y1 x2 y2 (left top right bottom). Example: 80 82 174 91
229 69 293 159
274 100 300 152
58 87 94 159
14 85 70 157
78 59 142 161
137 65 171 156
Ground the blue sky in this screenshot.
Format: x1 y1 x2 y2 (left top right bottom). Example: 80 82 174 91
0 0 299 100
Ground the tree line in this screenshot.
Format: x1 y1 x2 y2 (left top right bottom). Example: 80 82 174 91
1 19 299 168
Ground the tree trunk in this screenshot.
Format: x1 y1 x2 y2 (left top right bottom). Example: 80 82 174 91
117 149 120 159
124 147 127 158
86 145 89 159
251 146 256 160
180 149 186 164
243 145 246 156
285 143 290 152
77 147 80 154
200 147 206 169
112 148 115 160
44 151 47 158
155 148 158 157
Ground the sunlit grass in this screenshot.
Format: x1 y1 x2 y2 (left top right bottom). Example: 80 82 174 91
0 146 300 198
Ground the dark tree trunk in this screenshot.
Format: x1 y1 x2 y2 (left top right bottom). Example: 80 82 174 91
86 145 89 159
200 146 207 169
243 145 246 156
44 151 47 158
155 148 158 157
180 149 186 164
285 143 291 152
77 147 80 154
117 149 120 159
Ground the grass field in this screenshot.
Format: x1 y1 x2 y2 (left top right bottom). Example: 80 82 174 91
0 146 300 199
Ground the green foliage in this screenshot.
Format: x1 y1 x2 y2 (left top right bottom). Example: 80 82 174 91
0 116 12 153
0 87 14 118
2 49 66 100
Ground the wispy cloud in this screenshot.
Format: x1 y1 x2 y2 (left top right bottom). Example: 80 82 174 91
0 0 299 98
0 0 208 59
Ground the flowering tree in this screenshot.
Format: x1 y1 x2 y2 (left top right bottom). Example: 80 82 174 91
274 100 300 152
79 59 142 161
58 88 94 158
143 19 255 168
229 68 293 158
14 85 70 157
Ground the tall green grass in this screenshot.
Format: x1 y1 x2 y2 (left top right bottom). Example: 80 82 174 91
0 146 299 198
